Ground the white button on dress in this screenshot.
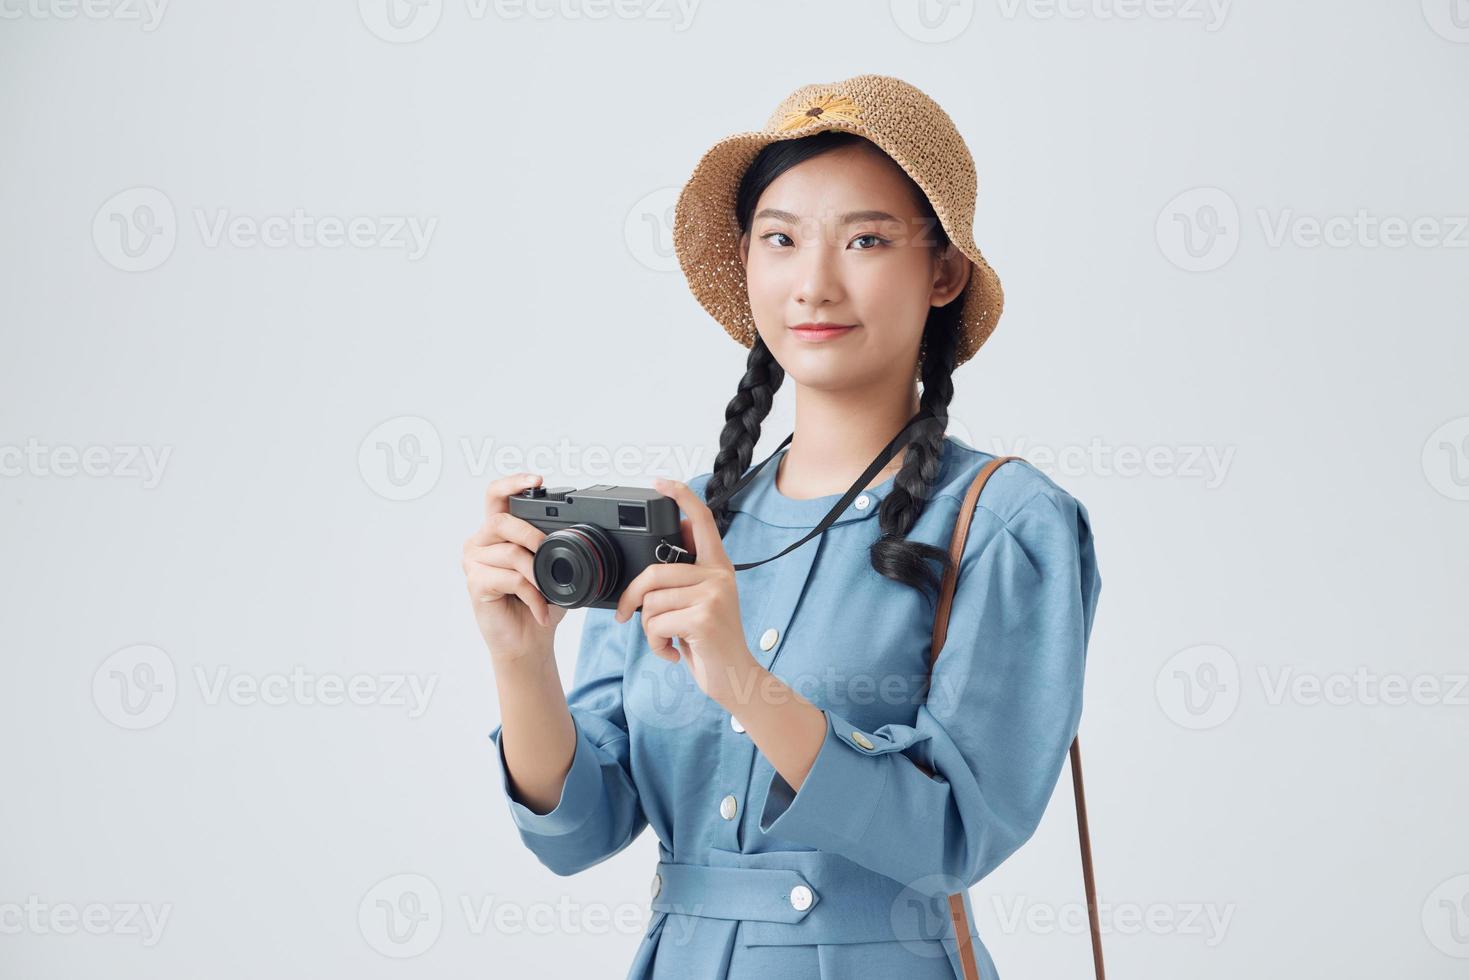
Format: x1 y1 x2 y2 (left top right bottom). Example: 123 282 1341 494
789 884 814 911
854 494 871 510
759 628 779 651
730 715 746 734
851 731 875 750
719 794 738 820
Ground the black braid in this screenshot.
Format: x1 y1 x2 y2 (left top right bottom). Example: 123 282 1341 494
706 335 785 537
869 300 962 607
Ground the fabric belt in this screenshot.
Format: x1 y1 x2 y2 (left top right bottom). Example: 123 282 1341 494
649 850 980 947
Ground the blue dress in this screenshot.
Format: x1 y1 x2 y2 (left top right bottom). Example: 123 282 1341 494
488 435 1103 980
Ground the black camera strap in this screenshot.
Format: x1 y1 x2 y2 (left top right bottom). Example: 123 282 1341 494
699 406 938 572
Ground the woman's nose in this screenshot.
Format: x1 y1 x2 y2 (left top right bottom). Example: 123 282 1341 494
792 244 845 308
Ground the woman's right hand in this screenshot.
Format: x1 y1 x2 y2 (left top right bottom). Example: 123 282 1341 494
462 472 570 664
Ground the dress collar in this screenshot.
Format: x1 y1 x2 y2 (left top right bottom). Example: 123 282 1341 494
726 438 957 530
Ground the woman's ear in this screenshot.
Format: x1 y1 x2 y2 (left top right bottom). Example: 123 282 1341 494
930 244 973 308
738 231 750 270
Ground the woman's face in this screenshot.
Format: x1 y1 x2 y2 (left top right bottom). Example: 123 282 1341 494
739 142 972 392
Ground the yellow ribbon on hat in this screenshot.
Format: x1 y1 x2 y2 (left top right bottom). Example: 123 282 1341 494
776 93 864 132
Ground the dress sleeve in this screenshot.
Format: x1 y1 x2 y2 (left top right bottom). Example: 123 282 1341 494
488 606 647 876
755 485 1102 896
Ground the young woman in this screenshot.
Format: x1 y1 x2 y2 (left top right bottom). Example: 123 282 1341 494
463 74 1102 980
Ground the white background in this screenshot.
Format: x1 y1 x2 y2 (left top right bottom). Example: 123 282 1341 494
2 1 1467 977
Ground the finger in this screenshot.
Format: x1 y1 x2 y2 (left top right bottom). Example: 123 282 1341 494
469 565 550 627
679 517 696 558
647 631 678 660
652 478 730 570
466 510 548 550
640 590 702 658
642 608 697 658
463 541 537 585
636 584 704 628
484 472 544 521
614 563 705 624
475 566 550 627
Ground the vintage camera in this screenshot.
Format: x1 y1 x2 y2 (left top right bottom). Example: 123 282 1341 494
509 484 694 609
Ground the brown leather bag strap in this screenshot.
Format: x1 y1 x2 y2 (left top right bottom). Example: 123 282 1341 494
930 456 1105 980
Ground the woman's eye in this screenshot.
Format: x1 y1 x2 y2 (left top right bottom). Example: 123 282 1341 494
761 232 793 247
850 233 886 250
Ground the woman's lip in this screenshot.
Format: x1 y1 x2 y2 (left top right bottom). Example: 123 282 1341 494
789 323 857 341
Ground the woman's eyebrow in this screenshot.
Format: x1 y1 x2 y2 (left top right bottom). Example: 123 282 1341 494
753 208 900 225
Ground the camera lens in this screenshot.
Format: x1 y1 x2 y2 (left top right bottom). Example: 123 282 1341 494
533 523 622 608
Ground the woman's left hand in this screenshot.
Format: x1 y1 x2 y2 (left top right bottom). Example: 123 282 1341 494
614 477 757 709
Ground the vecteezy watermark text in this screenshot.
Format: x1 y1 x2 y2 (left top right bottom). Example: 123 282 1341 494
357 0 701 43
357 416 718 502
0 897 172 947
357 873 689 958
1156 643 1469 730
991 895 1235 946
93 645 439 730
93 188 437 272
1157 187 1469 271
0 0 168 29
0 440 171 488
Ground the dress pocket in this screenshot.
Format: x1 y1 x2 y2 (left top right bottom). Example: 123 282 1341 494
623 909 668 980
814 937 973 979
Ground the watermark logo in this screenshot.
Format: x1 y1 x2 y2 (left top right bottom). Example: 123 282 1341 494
92 644 178 730
359 0 444 42
1423 873 1469 958
92 187 177 273
1422 0 1469 42
359 416 444 502
889 874 971 958
623 657 709 732
1422 416 1469 501
1155 643 1239 730
624 187 678 273
890 0 975 43
1156 187 1240 272
359 874 443 958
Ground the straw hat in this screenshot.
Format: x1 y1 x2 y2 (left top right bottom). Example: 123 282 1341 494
672 73 1004 369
